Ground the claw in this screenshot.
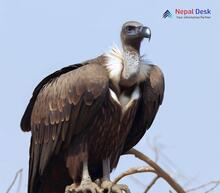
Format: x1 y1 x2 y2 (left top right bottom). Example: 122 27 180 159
112 184 131 193
65 180 102 193
101 180 131 193
65 183 78 193
101 180 112 193
66 159 103 193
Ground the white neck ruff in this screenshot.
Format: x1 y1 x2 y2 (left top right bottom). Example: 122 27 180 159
104 44 152 85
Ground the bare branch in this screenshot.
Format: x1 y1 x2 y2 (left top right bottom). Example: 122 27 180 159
146 136 162 163
186 180 220 193
144 176 160 193
129 176 146 189
6 169 23 193
113 166 156 184
126 148 186 193
205 182 220 193
147 136 188 183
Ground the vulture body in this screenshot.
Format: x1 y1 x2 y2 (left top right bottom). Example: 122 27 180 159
21 21 164 193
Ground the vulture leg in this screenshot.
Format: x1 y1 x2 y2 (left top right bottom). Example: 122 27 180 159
65 159 102 193
101 158 112 192
103 158 111 181
101 159 131 193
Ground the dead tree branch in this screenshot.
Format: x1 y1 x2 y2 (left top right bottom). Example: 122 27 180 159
126 148 186 193
6 150 218 193
186 180 220 193
144 175 160 193
113 166 156 184
6 169 23 193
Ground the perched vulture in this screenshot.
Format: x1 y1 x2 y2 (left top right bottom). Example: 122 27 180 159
21 21 164 193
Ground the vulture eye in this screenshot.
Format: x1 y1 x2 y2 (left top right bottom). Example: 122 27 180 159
126 26 136 32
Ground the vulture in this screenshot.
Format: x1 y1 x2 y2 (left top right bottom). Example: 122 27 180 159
21 21 164 193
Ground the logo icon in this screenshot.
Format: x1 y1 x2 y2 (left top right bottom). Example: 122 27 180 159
163 10 172 18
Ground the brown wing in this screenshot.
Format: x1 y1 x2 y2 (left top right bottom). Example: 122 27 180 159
21 62 109 193
123 64 165 153
21 63 84 132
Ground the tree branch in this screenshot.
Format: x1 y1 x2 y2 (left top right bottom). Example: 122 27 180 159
126 148 186 193
113 166 156 184
144 176 160 193
186 180 220 193
6 169 23 193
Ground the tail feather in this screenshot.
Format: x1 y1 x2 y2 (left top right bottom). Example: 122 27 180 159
29 154 71 193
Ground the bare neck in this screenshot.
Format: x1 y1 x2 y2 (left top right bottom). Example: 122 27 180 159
120 43 141 87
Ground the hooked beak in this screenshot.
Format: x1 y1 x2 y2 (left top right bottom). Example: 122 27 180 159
140 26 151 41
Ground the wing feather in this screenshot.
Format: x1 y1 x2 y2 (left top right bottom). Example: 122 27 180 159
22 61 109 193
123 64 165 153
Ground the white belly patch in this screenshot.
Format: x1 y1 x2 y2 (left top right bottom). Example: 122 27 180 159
110 86 140 112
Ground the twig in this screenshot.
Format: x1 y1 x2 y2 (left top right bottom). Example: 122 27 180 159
146 136 162 163
127 148 186 193
144 176 160 193
205 182 220 193
113 166 155 184
186 180 220 193
147 136 188 183
6 169 23 193
129 176 146 189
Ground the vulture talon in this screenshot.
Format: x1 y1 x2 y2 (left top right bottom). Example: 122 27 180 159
101 180 112 193
65 180 102 193
65 183 78 193
77 179 102 193
112 184 131 193
101 181 131 193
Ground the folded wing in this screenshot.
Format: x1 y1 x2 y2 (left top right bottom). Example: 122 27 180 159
21 62 109 193
123 64 165 152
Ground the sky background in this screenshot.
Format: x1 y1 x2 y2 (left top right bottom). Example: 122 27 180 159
0 0 219 193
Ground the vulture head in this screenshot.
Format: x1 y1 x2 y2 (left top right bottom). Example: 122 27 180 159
121 21 151 53
117 21 151 87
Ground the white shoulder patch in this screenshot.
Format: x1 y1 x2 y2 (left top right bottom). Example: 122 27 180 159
104 44 123 85
110 86 140 114
109 89 120 104
131 86 140 100
122 86 140 112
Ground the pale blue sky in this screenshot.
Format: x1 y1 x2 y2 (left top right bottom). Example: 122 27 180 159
0 0 219 192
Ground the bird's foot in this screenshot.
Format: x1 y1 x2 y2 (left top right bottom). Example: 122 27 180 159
65 179 102 193
101 180 131 193
65 183 78 193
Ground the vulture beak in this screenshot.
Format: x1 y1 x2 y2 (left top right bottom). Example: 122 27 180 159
140 26 151 41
